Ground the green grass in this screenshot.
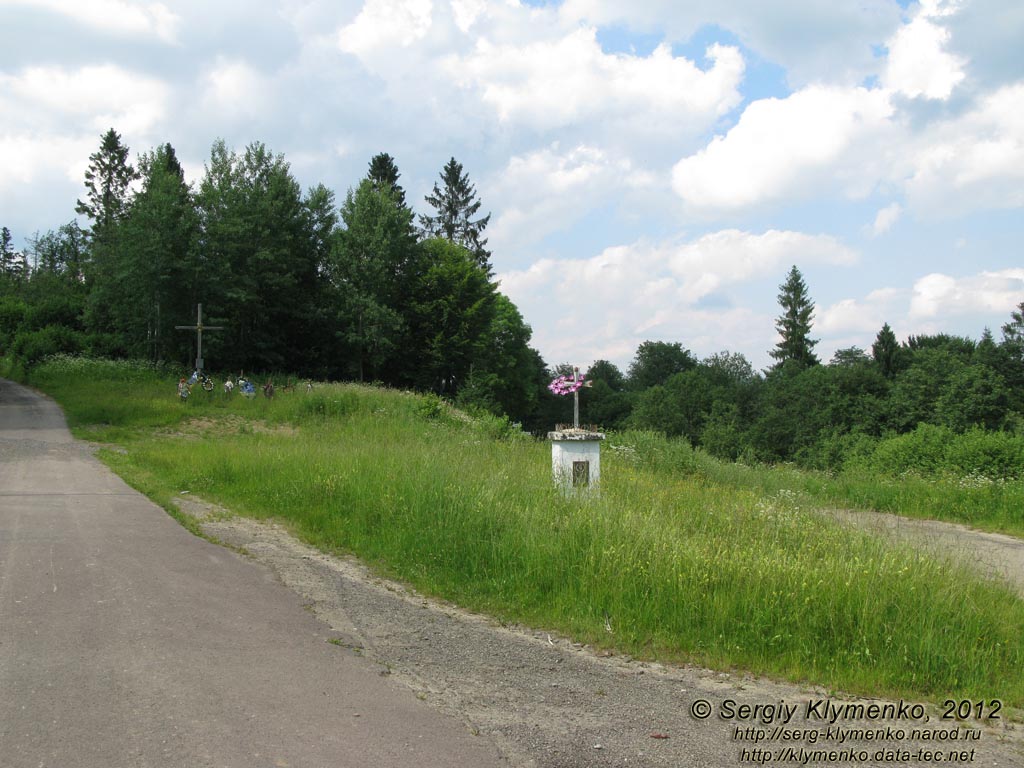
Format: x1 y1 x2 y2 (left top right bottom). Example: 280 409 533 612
26 356 1024 707
677 450 1024 538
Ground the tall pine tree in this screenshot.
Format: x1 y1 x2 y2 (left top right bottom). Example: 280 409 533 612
366 153 407 208
872 322 900 378
75 128 138 242
770 265 819 370
420 157 492 274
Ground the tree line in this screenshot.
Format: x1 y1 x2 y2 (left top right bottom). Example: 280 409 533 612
0 129 547 423
576 267 1024 469
2 130 1023 464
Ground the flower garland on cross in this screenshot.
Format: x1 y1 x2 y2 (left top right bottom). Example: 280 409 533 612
548 366 592 429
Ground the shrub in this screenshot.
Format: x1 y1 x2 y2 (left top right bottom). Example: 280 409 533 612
12 325 85 366
867 423 951 476
944 428 1024 480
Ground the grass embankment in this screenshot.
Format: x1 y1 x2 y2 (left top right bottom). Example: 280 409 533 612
681 456 1024 539
27 356 1024 706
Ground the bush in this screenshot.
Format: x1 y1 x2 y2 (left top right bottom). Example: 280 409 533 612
0 296 27 347
944 428 1024 480
861 423 1024 481
867 423 951 476
12 325 85 366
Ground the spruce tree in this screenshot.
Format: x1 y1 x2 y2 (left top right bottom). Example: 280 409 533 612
75 128 138 241
0 226 27 284
1002 301 1024 356
770 265 819 369
871 322 900 378
366 153 406 208
420 157 492 274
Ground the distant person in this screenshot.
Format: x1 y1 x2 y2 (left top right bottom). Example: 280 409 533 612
263 380 274 399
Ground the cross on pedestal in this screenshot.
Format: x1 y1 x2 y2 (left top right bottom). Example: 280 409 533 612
573 367 581 429
175 304 223 373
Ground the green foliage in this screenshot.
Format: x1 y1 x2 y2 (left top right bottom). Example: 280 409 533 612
465 294 545 424
420 157 492 273
871 322 901 378
855 423 1024 481
328 177 416 381
944 428 1024 480
626 340 696 390
12 325 85 365
0 295 27 349
366 152 407 208
935 365 1010 431
404 238 496 393
770 265 818 369
75 128 137 241
1 226 29 284
884 348 964 431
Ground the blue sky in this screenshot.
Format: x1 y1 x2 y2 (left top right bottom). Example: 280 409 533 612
1 0 1022 372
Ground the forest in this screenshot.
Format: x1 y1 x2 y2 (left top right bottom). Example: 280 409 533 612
2 128 1024 475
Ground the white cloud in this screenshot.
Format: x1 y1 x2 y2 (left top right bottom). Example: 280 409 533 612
0 134 95 189
819 288 903 335
448 29 743 131
909 269 1024 319
905 82 1024 214
5 0 181 43
498 229 858 369
558 0 902 86
488 143 656 254
199 58 272 121
672 85 895 211
450 0 485 33
870 202 903 236
665 229 858 301
0 64 170 136
884 0 966 100
337 0 434 58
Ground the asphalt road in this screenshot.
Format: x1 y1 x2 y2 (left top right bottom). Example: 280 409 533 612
0 378 506 768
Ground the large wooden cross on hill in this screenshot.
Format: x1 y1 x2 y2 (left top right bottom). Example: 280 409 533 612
175 304 223 373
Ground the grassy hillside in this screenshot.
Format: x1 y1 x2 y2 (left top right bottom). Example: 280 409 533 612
24 355 1024 706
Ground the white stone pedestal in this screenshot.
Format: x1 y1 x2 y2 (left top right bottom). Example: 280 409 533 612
549 429 605 493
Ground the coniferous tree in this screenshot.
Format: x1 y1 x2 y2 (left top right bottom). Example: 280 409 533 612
1 226 28 286
329 179 417 381
1002 301 1024 357
366 153 407 208
420 157 492 274
75 128 138 241
770 265 819 370
115 143 200 361
1 226 15 277
871 322 900 378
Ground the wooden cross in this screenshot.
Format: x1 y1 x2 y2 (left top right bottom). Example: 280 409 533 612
175 304 223 373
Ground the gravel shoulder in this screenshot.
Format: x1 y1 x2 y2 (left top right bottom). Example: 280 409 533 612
174 495 1024 768
825 508 1024 597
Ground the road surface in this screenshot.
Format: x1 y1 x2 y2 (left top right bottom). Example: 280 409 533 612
0 378 505 768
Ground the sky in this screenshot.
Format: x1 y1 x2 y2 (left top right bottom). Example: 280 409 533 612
1 0 1022 373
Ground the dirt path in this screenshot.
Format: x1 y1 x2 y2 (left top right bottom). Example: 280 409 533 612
175 496 1024 768
826 508 1024 597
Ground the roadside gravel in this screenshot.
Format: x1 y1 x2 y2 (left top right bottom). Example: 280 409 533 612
174 496 1024 768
